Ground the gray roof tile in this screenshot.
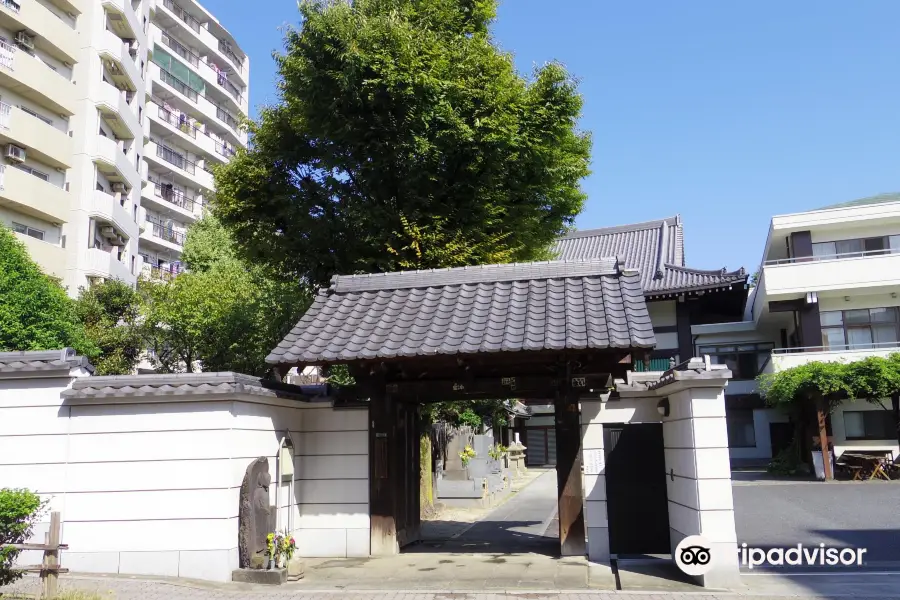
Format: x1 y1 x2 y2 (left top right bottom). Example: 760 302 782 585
553 215 746 297
268 259 656 365
0 349 93 377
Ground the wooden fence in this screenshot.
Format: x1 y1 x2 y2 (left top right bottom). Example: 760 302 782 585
3 511 68 599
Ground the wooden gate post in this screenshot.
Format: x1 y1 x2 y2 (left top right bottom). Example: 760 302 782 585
42 511 61 599
555 364 586 556
370 385 399 555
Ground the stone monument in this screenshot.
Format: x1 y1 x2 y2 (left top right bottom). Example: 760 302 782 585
233 457 285 584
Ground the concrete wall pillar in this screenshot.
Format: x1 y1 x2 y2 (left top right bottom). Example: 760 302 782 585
581 399 609 563
662 385 740 588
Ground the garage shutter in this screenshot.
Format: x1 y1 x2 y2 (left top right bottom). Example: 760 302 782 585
547 428 557 465
526 429 546 465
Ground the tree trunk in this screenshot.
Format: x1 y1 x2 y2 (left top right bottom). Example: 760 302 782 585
815 396 833 480
892 393 900 452
419 431 433 518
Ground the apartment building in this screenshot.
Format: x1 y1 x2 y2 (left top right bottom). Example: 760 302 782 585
693 193 900 465
140 0 248 281
0 0 82 281
0 0 247 293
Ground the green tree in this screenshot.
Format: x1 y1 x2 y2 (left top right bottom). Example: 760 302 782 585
213 0 591 286
0 488 46 586
74 280 143 375
0 227 95 357
141 216 310 376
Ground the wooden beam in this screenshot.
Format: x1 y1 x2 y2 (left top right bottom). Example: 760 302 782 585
369 385 399 555
43 511 61 599
385 374 613 402
816 399 833 481
555 363 586 557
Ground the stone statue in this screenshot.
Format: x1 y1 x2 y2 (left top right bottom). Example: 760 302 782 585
238 457 273 569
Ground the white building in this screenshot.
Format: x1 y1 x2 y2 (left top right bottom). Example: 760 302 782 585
0 0 248 293
694 193 900 464
139 0 248 281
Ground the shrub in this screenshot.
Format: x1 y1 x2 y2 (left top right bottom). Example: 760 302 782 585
0 488 47 586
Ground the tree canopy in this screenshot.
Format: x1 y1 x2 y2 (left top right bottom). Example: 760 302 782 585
74 280 143 375
141 216 311 376
0 227 95 357
213 0 591 286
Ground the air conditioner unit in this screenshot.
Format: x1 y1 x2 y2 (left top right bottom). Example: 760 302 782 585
5 144 26 163
113 235 126 247
100 226 117 240
112 182 127 193
15 31 34 51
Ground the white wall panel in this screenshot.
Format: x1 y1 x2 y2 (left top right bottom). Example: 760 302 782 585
293 528 348 557
64 489 238 521
345 528 370 557
585 500 607 528
299 408 367 432
0 406 69 435
231 401 303 431
178 548 238 582
699 510 738 543
65 459 235 492
296 454 367 480
296 430 367 456
665 475 699 511
66 430 232 462
63 518 238 552
0 463 66 492
583 473 606 502
69 401 235 433
667 500 700 537
691 417 730 449
294 479 368 505
0 435 69 465
118 551 180 577
0 379 71 407
291 504 370 529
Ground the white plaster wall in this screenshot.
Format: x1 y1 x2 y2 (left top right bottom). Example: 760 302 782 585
0 376 369 582
648 300 677 328
662 386 739 588
581 400 608 562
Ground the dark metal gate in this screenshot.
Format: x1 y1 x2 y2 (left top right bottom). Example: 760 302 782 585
604 423 670 556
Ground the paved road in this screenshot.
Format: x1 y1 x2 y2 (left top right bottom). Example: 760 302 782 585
413 469 560 556
733 481 900 566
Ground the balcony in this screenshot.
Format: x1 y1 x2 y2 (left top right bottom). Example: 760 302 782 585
0 0 79 63
142 176 199 221
0 164 69 223
90 189 137 240
141 262 183 282
161 0 201 34
215 106 240 133
101 0 144 46
96 28 142 93
161 30 200 68
15 231 65 279
85 247 134 283
92 135 141 189
771 342 900 371
217 39 243 73
141 215 186 251
155 63 198 102
0 40 76 116
761 250 900 299
95 81 142 142
0 102 73 169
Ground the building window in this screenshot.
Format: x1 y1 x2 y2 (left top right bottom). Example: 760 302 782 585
697 343 774 379
15 164 50 181
812 235 900 259
12 222 44 240
820 308 900 351
843 410 895 440
727 409 757 448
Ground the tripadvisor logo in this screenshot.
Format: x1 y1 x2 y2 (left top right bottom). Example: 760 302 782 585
675 536 869 576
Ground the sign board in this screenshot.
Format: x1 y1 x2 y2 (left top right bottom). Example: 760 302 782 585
583 448 605 475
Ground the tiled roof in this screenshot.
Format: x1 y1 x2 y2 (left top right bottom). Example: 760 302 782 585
819 192 900 210
0 349 93 377
267 258 656 365
553 215 746 297
61 372 320 401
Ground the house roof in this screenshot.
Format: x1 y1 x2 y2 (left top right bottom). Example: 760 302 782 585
0 349 93 377
818 192 900 210
553 215 746 298
267 258 656 365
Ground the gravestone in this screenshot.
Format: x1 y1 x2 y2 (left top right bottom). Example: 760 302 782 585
238 457 274 569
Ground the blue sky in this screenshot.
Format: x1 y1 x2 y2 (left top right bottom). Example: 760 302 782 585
203 0 900 273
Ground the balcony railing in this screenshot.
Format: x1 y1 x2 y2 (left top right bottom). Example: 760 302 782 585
218 39 243 70
0 102 10 129
773 341 900 354
214 141 235 158
216 106 239 131
0 164 5 190
162 0 201 33
0 0 20 13
157 105 198 139
144 264 182 281
148 218 186 246
161 31 200 67
216 72 242 103
0 39 16 71
150 178 196 212
765 248 900 265
159 67 198 102
155 142 196 175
